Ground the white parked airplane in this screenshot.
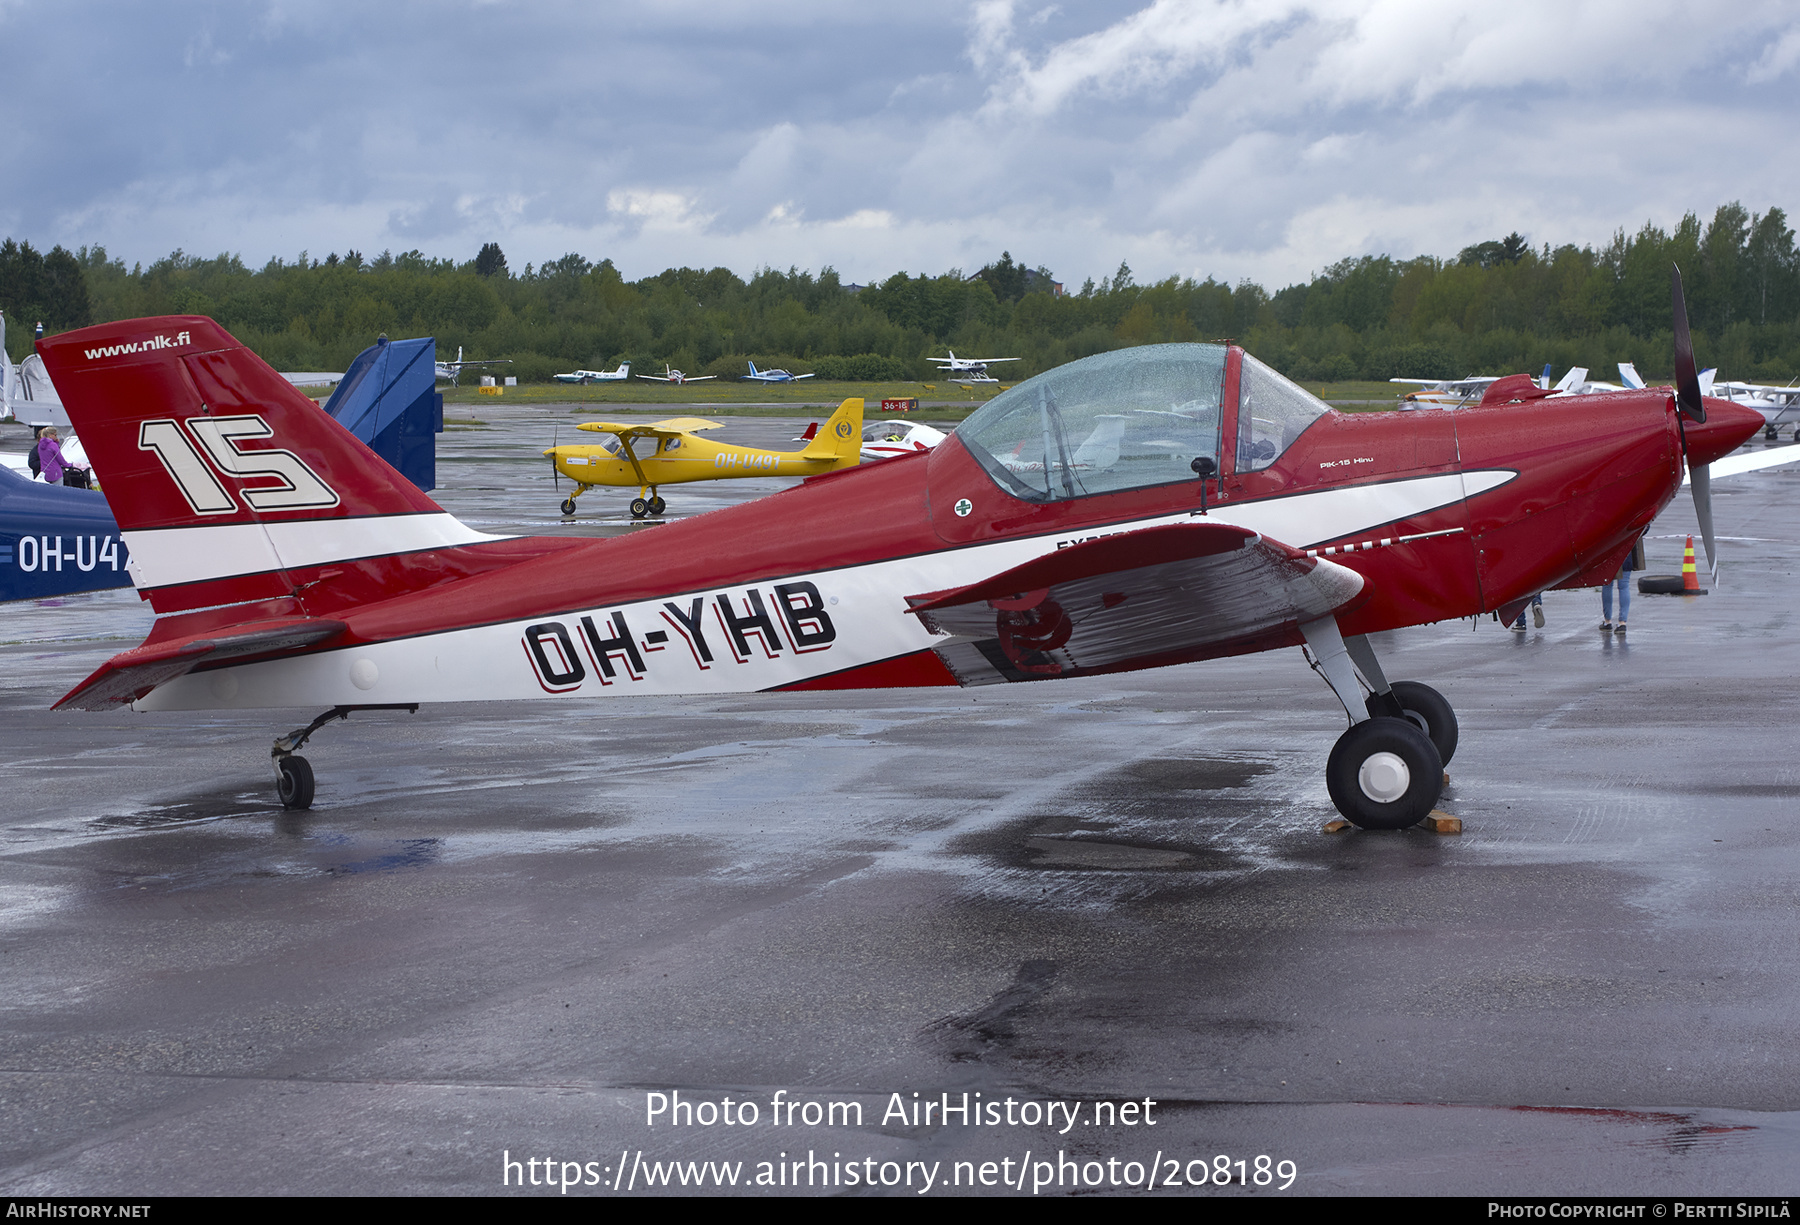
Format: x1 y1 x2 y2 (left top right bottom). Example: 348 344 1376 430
1391 375 1503 407
1554 363 1716 397
930 351 1018 384
434 346 511 386
743 361 812 383
554 362 632 385
1708 377 1800 440
859 420 947 463
636 365 716 386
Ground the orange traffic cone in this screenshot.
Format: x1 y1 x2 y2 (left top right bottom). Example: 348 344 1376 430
1682 536 1700 591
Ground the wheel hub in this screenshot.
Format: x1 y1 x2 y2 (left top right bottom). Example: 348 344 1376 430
1358 751 1410 803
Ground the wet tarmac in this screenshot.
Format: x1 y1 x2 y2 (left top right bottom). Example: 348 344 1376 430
3 408 1799 1196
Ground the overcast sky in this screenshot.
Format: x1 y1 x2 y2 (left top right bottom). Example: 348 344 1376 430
6 0 1799 290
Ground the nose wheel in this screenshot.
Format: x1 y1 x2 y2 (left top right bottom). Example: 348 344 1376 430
560 497 577 516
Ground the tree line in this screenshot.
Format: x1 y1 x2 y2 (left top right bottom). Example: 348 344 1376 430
5 202 1799 384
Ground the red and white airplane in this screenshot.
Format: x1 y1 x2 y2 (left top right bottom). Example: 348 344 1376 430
37 269 1762 827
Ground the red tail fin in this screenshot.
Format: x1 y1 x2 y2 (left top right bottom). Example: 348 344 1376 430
38 316 499 614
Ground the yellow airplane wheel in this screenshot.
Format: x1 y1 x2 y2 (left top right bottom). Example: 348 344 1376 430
648 496 666 515
629 498 649 518
560 498 577 516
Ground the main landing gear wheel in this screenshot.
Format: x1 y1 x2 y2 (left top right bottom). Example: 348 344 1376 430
1385 680 1458 767
629 497 649 518
277 755 315 810
1326 717 1443 830
647 496 666 515
560 498 577 516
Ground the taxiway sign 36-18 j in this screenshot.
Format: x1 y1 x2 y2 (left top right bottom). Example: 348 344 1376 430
38 268 1762 825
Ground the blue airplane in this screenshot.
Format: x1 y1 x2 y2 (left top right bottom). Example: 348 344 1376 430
0 463 132 601
743 360 814 383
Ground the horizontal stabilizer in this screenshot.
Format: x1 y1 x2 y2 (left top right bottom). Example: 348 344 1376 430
55 617 347 710
907 522 1365 684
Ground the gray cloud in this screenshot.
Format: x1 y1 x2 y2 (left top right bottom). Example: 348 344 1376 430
5 1 1798 289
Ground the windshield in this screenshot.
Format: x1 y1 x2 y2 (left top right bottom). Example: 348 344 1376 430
1236 352 1330 472
956 344 1227 502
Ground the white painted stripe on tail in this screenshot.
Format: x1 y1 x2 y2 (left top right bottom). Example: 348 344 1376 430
122 513 510 589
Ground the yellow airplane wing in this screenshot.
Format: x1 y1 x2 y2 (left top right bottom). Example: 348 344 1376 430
575 417 724 439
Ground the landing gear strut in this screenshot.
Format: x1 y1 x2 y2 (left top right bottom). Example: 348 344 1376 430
270 704 418 810
1300 617 1453 828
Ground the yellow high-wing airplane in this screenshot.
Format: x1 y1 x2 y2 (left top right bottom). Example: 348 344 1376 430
545 396 864 518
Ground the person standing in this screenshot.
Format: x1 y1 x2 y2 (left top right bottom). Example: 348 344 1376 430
34 427 69 484
1600 534 1647 634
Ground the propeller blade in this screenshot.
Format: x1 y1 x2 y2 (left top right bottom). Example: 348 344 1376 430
1690 461 1717 580
1671 264 1706 423
552 424 560 489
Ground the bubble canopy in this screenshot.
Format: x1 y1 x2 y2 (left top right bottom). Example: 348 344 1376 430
954 343 1329 503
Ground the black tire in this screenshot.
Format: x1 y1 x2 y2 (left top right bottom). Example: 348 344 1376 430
629 498 649 518
1637 573 1684 594
1387 680 1458 767
277 755 315 811
1326 717 1442 830
560 498 577 516
648 496 666 515
1766 427 1778 441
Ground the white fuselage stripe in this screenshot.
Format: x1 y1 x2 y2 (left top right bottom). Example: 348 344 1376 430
122 514 510 589
136 470 1511 711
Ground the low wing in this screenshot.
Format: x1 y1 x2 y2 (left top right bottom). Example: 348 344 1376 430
575 416 723 439
906 522 1364 685
682 374 718 382
1686 442 1800 483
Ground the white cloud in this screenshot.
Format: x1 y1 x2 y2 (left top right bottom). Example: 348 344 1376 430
1746 25 1800 83
606 190 713 232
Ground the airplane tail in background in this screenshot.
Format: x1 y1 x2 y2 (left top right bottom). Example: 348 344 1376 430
1553 367 1589 393
799 398 865 466
747 362 760 377
36 316 502 617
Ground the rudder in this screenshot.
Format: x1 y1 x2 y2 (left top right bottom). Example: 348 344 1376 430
38 316 498 613
799 398 864 466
